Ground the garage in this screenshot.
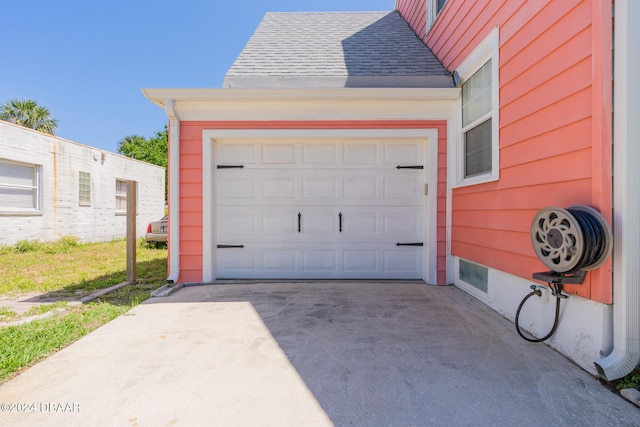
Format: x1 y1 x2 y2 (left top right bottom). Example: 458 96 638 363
144 9 457 285
214 138 426 279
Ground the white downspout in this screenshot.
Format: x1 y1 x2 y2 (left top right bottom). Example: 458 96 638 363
594 0 640 381
165 99 180 283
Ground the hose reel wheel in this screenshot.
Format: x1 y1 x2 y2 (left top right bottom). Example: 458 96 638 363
530 205 613 274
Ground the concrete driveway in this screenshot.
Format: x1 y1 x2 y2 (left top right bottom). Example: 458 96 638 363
0 282 637 426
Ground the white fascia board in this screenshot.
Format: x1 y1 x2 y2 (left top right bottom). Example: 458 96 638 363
142 87 460 102
141 88 460 122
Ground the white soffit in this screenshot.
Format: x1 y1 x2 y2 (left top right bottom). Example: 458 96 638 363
141 88 460 121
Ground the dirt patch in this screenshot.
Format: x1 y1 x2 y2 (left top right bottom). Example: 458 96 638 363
0 291 83 316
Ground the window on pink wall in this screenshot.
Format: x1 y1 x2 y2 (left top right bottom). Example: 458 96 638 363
455 27 499 187
426 0 449 32
462 60 493 178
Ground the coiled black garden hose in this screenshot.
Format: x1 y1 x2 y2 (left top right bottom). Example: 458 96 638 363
515 285 562 343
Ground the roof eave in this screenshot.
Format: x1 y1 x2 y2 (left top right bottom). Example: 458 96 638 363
142 86 459 105
141 87 460 122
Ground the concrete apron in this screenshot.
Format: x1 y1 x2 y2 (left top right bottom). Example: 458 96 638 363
0 282 637 427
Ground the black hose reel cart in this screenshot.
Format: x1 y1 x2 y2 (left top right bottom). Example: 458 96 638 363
516 205 613 342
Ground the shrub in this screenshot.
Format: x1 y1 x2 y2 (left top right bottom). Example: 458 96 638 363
615 367 640 391
14 240 44 253
45 236 81 254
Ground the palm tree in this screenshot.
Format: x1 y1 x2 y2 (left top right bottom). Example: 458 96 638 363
0 98 58 135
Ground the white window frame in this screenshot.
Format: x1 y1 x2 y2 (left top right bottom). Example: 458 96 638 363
458 258 488 293
426 0 449 33
79 171 91 206
115 179 127 214
454 257 493 305
0 159 42 214
454 26 500 187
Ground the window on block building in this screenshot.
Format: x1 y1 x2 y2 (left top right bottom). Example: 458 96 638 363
115 179 127 214
79 171 91 206
0 159 42 212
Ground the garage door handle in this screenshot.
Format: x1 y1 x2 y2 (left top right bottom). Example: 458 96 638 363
339 212 343 232
298 213 302 233
217 165 245 169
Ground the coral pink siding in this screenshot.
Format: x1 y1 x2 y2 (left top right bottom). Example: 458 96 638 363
174 120 448 285
175 123 204 283
396 0 427 40
398 0 613 302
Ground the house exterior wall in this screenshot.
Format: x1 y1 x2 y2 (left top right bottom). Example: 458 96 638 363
0 121 165 245
175 119 449 285
397 0 615 374
398 0 613 304
397 0 427 39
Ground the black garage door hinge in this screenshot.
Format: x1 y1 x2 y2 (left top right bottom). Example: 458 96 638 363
396 242 424 247
217 244 245 249
396 165 424 169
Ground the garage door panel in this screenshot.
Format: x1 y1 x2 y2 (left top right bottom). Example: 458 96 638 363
383 176 422 199
217 140 424 168
383 142 422 165
218 170 421 206
217 143 258 165
343 176 379 199
218 206 422 242
263 249 297 271
218 175 256 199
262 143 297 164
216 243 422 279
343 143 379 165
303 250 337 271
383 212 422 236
302 177 339 199
341 207 422 240
217 247 257 271
262 214 297 236
215 138 426 279
343 249 378 272
303 144 338 164
342 212 378 236
303 212 337 235
218 207 298 240
217 212 258 237
263 176 297 198
383 249 421 272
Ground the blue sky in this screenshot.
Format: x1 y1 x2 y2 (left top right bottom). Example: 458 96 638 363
1 0 395 153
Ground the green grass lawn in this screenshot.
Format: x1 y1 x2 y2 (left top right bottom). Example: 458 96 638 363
0 237 166 297
0 238 167 383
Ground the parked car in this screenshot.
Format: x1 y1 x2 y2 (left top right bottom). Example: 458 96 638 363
145 215 168 244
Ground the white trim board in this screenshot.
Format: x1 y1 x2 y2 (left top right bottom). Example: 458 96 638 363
202 128 440 284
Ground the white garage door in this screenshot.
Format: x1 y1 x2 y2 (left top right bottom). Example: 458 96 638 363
215 139 425 279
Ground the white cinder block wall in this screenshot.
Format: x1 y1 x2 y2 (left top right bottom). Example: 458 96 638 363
0 121 165 245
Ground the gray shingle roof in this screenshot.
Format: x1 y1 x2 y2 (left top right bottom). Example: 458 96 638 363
223 11 453 89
